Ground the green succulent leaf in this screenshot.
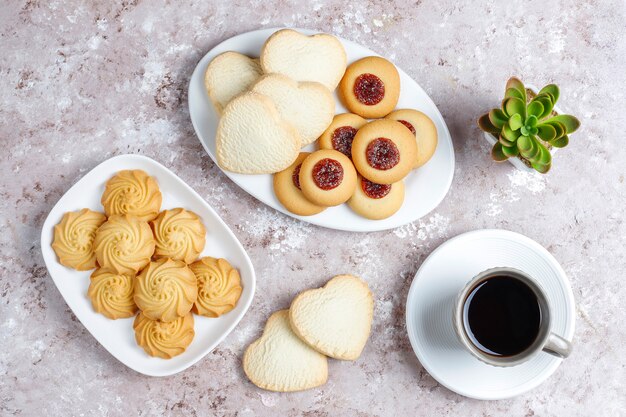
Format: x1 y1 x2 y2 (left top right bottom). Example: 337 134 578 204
531 142 552 173
502 122 520 141
499 133 516 148
502 144 520 158
526 115 538 127
488 109 508 129
532 161 551 174
550 134 569 148
536 124 557 141
509 113 523 130
538 84 560 103
505 87 524 100
478 113 501 134
492 142 509 161
517 135 533 153
532 94 555 119
545 121 566 138
527 101 544 118
544 115 581 134
520 126 530 136
506 77 526 103
504 97 526 120
520 136 541 161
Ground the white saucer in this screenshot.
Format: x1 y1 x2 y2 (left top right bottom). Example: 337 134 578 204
405 229 575 400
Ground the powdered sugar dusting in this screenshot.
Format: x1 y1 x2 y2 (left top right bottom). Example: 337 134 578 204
507 170 547 194
393 213 450 240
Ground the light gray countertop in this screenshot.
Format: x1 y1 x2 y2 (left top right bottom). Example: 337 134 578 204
1 1 625 415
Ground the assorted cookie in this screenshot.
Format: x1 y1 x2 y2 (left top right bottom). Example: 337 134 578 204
244 274 373 392
347 176 405 220
298 149 357 207
385 109 438 168
273 153 327 217
50 169 243 359
318 113 367 158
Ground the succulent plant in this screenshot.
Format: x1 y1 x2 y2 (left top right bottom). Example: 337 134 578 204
478 77 580 173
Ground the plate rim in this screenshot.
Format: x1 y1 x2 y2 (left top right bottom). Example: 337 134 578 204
40 153 257 377
188 26 455 233
404 228 576 400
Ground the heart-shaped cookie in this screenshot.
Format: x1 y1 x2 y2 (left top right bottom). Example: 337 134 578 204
289 275 374 360
204 51 262 114
243 310 328 392
216 92 301 174
260 29 347 91
252 74 335 145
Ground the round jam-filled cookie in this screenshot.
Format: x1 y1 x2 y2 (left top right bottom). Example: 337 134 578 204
351 119 417 184
273 153 326 216
52 209 106 271
134 312 195 359
151 208 206 264
190 257 243 318
339 56 400 119
93 214 155 275
134 258 198 322
348 176 405 220
318 113 367 158
299 150 357 207
101 170 162 222
88 267 137 319
385 109 438 168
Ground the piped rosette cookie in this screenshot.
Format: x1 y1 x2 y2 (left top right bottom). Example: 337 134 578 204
299 150 357 207
189 257 243 318
273 153 326 216
134 258 198 322
351 119 417 184
133 312 195 359
151 208 206 264
51 208 106 271
385 109 438 168
348 176 405 220
93 214 155 275
318 113 367 159
101 169 162 222
339 56 400 118
87 268 137 319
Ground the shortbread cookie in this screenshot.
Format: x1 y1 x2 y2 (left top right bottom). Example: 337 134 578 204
348 176 405 220
339 56 400 118
289 275 374 360
189 257 242 318
216 91 301 174
299 150 357 207
134 312 195 359
260 29 347 91
318 113 367 158
88 267 137 319
101 170 162 222
51 209 106 271
134 258 198 322
204 51 263 114
251 74 335 145
93 214 155 275
151 208 206 264
243 310 328 392
351 119 417 184
273 153 326 216
386 109 438 168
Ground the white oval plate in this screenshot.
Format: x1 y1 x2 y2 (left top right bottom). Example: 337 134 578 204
40 154 256 377
188 28 455 232
405 229 575 400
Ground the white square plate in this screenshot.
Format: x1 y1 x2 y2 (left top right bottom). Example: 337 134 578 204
40 154 256 376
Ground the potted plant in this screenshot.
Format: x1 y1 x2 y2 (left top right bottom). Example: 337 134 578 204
477 77 580 173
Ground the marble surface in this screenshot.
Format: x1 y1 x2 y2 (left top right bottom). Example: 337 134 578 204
1 0 625 415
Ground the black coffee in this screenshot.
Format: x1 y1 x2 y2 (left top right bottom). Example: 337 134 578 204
463 275 541 356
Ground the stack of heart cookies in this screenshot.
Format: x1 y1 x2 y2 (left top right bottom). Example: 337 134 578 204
205 29 439 221
243 275 374 392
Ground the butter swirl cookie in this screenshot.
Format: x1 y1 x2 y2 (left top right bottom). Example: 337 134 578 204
134 258 198 322
93 214 155 275
101 170 162 222
52 209 106 270
87 268 137 319
151 208 206 264
133 312 195 359
189 257 243 318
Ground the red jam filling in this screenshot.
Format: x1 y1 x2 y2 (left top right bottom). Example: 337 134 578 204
365 138 400 170
361 178 391 199
353 73 385 105
331 126 358 158
312 158 344 190
398 119 416 135
292 163 302 190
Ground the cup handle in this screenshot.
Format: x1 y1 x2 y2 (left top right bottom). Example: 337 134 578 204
542 333 573 358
